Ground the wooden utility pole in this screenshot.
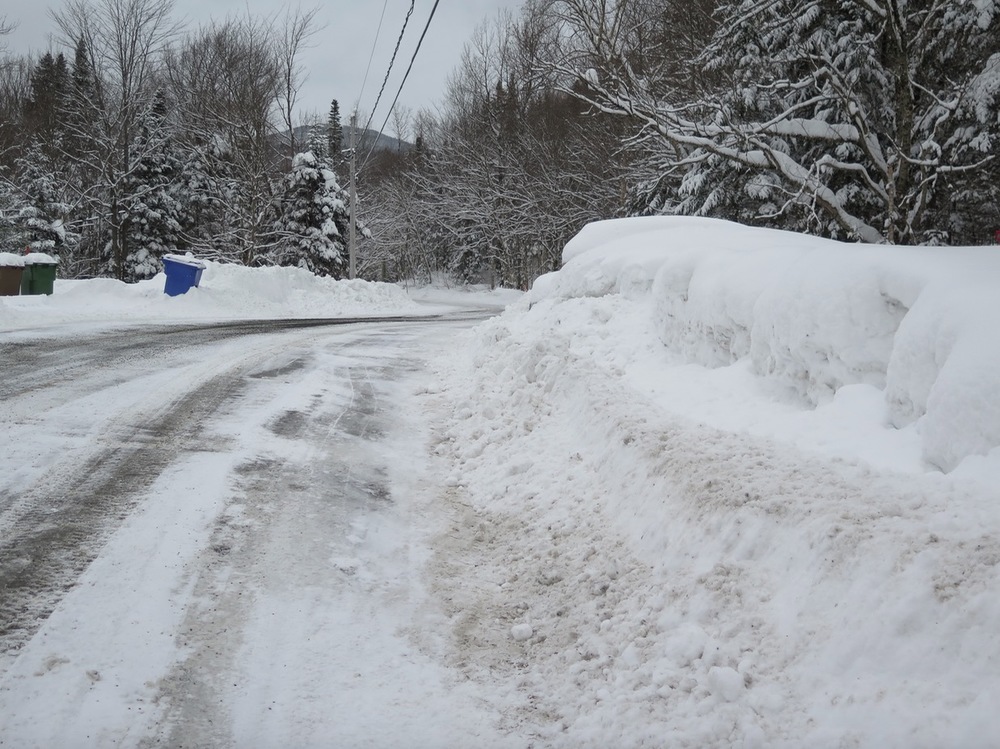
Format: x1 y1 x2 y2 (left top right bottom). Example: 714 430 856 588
348 110 358 280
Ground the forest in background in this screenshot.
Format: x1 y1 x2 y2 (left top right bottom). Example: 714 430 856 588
2 0 999 289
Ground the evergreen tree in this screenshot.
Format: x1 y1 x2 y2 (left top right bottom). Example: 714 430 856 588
177 134 235 254
327 99 343 169
65 37 99 162
71 37 94 97
117 94 187 281
12 140 73 253
0 181 18 250
23 52 70 150
272 150 357 278
307 124 327 160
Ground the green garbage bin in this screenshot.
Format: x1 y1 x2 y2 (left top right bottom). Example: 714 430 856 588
0 252 24 296
20 253 59 295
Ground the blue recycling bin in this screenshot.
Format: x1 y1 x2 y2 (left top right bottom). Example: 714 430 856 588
162 254 206 296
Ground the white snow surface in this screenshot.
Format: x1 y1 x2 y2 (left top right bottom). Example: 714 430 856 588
533 215 1000 476
0 260 431 330
3 220 1000 747
22 253 58 265
163 252 207 269
428 216 1000 747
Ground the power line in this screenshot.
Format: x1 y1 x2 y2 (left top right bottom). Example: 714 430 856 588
360 0 416 139
357 0 390 107
361 0 442 169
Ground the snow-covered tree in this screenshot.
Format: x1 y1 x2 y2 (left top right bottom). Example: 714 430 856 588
164 16 286 265
52 0 178 279
116 95 187 280
271 151 362 278
174 134 236 256
551 0 1000 244
362 7 627 288
306 122 327 160
10 140 73 253
0 179 18 249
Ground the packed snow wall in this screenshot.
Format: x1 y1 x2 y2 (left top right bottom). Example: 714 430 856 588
528 216 1000 473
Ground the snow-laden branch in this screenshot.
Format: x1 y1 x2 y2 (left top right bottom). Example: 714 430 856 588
561 69 885 242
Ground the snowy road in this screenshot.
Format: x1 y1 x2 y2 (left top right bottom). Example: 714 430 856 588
5 223 1000 748
0 317 425 656
0 313 524 748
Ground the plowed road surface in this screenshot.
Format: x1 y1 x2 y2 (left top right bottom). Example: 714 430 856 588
0 314 517 748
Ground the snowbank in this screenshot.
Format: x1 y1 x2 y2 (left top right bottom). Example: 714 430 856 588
0 260 423 331
433 216 1000 746
529 216 1000 473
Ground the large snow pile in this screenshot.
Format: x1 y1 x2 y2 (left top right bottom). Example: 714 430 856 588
532 216 1000 474
0 260 423 331
431 216 1000 747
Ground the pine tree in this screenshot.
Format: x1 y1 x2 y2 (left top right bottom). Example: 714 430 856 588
272 150 355 278
12 140 73 254
307 124 327 160
117 94 187 281
328 99 343 169
177 135 234 254
0 182 18 250
23 52 70 150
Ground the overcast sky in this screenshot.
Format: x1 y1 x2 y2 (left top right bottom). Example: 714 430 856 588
4 0 523 135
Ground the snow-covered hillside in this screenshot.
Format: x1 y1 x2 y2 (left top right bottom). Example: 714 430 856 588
431 217 1000 747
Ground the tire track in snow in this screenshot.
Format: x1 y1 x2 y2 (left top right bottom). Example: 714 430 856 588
0 319 421 664
0 318 429 408
0 368 248 659
142 338 417 747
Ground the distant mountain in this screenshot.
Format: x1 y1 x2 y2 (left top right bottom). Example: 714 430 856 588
282 124 412 157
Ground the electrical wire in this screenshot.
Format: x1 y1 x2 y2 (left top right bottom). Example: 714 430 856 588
360 0 416 139
361 0 442 169
357 0 391 107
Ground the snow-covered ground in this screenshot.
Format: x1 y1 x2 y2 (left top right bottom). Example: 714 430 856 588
0 260 520 332
0 267 524 748
2 224 999 748
430 217 1000 747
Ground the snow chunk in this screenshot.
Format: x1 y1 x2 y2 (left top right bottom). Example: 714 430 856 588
707 666 745 703
511 623 533 642
163 253 207 269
